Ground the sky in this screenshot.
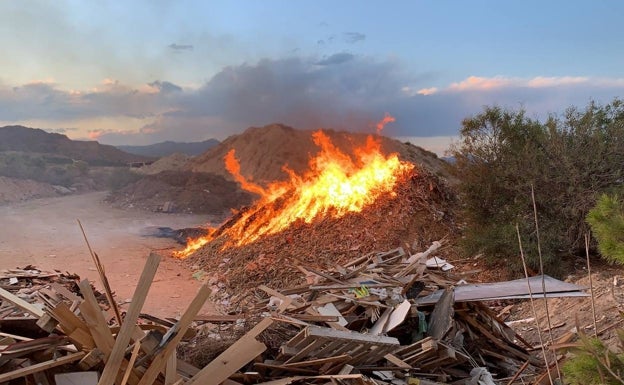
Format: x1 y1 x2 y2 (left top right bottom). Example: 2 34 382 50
1 1 623 155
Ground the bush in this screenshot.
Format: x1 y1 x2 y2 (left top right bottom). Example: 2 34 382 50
587 194 624 264
450 99 624 274
562 331 624 385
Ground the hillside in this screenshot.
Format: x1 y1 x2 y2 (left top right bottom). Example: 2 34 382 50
116 139 220 157
188 123 454 185
0 125 151 165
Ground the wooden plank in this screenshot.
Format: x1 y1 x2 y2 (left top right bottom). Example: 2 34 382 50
309 284 394 290
254 362 318 375
187 335 266 385
50 282 83 303
258 285 302 310
137 284 211 385
78 219 123 325
284 338 328 364
176 358 200 378
459 313 542 367
120 342 141 385
194 315 242 323
36 313 59 332
0 352 85 382
49 302 90 333
78 348 105 370
284 354 352 368
78 279 115 360
165 350 178 384
384 353 411 369
307 326 399 345
0 287 44 318
97 252 160 385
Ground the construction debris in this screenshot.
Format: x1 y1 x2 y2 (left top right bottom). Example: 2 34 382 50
0 242 587 384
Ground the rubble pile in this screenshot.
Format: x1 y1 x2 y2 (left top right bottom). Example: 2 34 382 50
181 242 586 385
0 244 587 384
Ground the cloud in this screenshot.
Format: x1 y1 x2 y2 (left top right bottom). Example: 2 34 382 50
443 75 614 92
344 32 366 44
315 53 355 66
148 80 183 94
417 87 438 96
2 56 624 149
168 43 194 51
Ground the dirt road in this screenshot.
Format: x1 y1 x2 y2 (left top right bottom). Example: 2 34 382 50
0 192 215 318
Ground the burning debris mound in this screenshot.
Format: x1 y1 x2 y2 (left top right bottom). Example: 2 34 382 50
187 167 453 304
174 119 456 303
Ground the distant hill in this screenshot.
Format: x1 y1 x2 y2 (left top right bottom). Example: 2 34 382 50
188 123 455 185
116 139 220 158
0 125 150 165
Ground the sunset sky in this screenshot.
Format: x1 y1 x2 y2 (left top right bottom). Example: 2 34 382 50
1 1 623 154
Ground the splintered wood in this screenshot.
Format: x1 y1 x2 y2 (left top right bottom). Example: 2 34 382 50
0 242 580 384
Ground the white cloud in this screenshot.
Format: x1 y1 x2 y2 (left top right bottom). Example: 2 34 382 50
417 87 438 96
441 75 624 93
448 76 516 91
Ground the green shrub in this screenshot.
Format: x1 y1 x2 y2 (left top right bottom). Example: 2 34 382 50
587 194 624 264
562 332 624 385
450 99 624 274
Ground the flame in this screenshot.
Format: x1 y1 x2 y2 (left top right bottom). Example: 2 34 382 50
376 113 395 135
173 115 413 258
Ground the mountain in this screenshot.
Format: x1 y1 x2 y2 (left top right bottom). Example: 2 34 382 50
187 123 455 185
0 125 151 165
115 139 220 158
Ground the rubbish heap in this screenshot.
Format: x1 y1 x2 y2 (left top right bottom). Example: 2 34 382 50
0 243 587 384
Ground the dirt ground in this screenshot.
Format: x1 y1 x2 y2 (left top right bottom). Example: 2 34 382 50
504 263 624 350
0 192 215 318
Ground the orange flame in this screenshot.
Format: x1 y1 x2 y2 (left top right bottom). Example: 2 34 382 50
173 115 413 258
376 113 395 135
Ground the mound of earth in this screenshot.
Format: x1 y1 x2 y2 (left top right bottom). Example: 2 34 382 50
188 124 454 186
135 153 192 175
107 171 254 216
116 139 220 157
0 176 63 204
184 166 457 308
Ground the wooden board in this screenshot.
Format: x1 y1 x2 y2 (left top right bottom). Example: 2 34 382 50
187 335 267 385
0 287 44 318
97 252 160 385
279 326 399 367
0 352 85 382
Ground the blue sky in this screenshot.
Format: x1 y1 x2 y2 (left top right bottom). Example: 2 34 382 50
1 1 623 154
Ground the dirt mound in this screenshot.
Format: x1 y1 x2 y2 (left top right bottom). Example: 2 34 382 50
0 176 62 204
188 124 454 185
107 171 254 216
184 166 457 308
135 153 192 175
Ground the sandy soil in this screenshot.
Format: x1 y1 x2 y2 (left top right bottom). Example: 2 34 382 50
0 192 216 318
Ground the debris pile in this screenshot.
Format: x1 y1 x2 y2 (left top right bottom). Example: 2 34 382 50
182 243 587 385
0 244 588 384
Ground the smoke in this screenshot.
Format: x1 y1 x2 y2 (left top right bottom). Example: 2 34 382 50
1 54 623 146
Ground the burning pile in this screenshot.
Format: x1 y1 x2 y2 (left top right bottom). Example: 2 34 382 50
175 117 457 303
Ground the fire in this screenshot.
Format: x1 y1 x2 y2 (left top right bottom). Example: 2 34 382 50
173 115 414 258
